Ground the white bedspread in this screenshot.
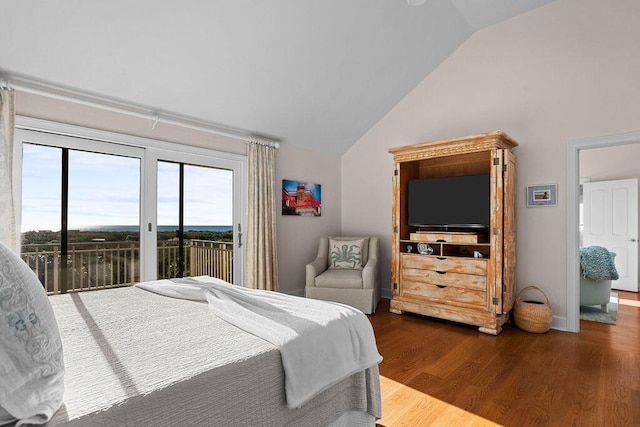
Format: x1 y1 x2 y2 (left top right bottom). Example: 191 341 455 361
46 286 381 426
136 276 383 409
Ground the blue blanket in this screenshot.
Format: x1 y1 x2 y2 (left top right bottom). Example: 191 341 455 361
580 246 619 281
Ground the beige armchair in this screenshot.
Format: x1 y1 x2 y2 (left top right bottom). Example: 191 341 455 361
305 236 380 314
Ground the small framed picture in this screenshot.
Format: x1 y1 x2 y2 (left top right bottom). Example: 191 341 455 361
527 184 558 207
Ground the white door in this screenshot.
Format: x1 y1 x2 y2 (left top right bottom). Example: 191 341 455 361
583 178 638 292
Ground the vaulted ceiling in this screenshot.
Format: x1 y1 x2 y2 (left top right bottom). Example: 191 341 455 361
0 0 556 154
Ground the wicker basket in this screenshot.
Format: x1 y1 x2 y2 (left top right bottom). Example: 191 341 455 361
514 285 553 333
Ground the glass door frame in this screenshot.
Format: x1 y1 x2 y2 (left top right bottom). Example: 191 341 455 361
14 117 247 286
145 148 245 284
15 131 145 293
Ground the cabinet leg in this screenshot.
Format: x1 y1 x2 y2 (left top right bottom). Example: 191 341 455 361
389 307 403 315
478 326 502 335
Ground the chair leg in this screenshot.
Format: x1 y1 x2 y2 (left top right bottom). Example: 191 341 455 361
601 304 608 313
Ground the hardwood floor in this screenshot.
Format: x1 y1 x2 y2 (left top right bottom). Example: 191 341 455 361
369 291 640 426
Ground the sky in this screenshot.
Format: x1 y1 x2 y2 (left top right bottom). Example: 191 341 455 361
21 143 233 232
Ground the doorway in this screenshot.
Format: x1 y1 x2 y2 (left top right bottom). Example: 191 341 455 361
567 131 640 332
582 178 638 292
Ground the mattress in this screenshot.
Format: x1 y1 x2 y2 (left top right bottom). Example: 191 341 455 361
44 286 380 426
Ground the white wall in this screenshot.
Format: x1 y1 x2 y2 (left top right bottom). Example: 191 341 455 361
580 144 640 184
342 0 640 320
276 145 341 294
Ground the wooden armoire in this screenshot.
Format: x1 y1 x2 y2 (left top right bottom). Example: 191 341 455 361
388 132 517 335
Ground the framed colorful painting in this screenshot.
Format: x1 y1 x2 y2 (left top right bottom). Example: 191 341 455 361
282 179 321 216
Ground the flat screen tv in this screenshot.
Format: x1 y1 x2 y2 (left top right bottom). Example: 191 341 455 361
407 174 491 229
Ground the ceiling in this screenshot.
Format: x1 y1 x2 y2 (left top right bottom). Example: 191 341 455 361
0 0 556 154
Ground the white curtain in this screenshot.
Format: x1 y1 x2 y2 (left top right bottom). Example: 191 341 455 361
0 85 16 251
245 139 279 291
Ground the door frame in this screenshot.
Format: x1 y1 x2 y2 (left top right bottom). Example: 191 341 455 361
566 131 640 332
14 116 247 284
145 148 245 283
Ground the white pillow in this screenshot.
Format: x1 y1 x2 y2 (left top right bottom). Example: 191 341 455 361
328 238 365 270
0 242 65 426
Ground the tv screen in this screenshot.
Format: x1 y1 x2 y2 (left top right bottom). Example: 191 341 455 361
407 174 491 228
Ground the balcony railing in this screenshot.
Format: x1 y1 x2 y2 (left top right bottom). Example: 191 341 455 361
21 239 233 295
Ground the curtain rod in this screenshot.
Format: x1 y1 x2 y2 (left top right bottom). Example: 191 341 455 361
0 73 280 146
248 137 280 149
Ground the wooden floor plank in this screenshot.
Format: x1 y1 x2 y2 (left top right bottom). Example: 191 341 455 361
371 291 640 426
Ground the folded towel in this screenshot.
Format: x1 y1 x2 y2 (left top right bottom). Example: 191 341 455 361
580 246 619 281
136 276 382 409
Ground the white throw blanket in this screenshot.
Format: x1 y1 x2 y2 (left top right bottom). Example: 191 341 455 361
135 276 382 409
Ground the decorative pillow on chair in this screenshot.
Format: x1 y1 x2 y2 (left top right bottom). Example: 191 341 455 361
0 242 65 426
328 238 365 270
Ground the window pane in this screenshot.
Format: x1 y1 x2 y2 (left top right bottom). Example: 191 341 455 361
184 165 233 281
21 144 62 292
157 161 180 278
183 165 233 228
21 143 62 233
68 150 140 230
21 144 142 294
67 150 141 290
157 161 234 281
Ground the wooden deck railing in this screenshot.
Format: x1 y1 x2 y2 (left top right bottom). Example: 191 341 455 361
188 239 233 281
21 240 233 295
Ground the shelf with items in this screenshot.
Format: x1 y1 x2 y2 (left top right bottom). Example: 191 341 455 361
401 240 441 256
400 240 491 259
400 233 491 258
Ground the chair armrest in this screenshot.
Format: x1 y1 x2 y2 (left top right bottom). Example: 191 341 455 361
362 257 379 290
306 257 328 287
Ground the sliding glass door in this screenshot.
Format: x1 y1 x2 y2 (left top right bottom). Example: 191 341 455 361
19 138 142 294
15 121 246 293
157 161 234 282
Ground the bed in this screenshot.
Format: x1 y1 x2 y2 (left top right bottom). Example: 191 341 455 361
0 242 381 427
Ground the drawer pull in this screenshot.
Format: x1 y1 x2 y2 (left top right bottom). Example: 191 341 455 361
437 257 447 260
436 285 447 289
436 239 446 242
436 270 447 275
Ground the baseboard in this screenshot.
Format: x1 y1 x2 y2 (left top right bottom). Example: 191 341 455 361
550 315 568 331
284 288 305 297
289 288 392 300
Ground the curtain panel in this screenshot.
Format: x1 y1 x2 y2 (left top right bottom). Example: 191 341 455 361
245 140 279 291
0 86 16 251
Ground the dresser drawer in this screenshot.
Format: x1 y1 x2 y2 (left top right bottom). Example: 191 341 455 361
402 254 487 275
401 268 486 291
401 277 487 307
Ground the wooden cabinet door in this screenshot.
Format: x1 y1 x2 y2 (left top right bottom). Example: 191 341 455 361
391 162 400 296
492 149 517 315
490 149 504 314
502 150 517 313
